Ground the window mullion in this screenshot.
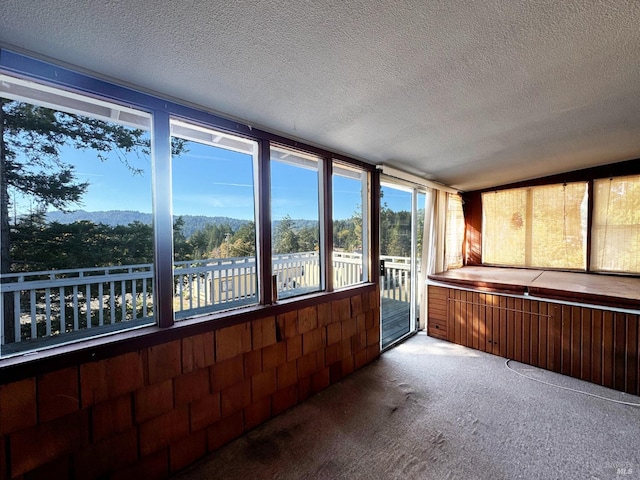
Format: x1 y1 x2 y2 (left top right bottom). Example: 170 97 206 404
362 171 371 282
258 139 274 304
152 110 175 327
524 188 534 267
322 157 333 292
586 179 594 271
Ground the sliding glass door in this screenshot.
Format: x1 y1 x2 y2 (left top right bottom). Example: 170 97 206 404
379 181 425 349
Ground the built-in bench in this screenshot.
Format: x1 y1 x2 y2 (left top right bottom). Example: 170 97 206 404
426 266 640 396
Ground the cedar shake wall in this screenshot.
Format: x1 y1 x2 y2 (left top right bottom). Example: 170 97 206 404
0 290 381 479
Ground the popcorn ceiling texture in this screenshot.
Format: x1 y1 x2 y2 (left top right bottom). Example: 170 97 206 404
1 0 640 190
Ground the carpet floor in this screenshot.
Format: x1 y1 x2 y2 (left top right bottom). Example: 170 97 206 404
176 332 640 480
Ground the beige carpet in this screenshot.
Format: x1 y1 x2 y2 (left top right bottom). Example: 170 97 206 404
176 333 640 480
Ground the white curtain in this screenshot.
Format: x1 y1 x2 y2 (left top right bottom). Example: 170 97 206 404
444 194 465 269
592 175 640 273
418 189 448 329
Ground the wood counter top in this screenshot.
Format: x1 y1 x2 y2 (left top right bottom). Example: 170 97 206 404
429 266 640 310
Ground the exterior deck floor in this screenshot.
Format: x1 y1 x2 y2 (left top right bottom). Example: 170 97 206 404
381 297 411 349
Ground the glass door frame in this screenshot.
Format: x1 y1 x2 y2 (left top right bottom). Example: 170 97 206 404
379 176 426 351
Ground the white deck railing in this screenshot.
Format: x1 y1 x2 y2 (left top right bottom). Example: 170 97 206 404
380 256 412 303
333 251 364 288
0 252 409 350
1 264 155 345
173 256 258 318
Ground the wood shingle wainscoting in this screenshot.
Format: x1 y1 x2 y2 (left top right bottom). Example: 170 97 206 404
0 289 380 479
427 268 640 396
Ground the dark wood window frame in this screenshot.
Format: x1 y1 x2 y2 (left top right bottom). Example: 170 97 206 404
0 49 378 379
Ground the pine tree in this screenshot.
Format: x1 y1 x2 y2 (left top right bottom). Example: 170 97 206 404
1 98 185 342
274 215 300 254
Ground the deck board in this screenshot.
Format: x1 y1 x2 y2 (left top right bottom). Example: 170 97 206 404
381 298 411 348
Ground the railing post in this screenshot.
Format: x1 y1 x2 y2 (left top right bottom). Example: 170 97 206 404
45 289 51 337
13 290 20 343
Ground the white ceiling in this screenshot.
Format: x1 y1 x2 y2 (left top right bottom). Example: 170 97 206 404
1 0 640 191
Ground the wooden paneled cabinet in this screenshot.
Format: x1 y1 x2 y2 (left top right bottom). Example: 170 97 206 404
427 285 640 396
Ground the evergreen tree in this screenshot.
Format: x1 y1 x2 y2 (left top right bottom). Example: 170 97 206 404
1 98 185 342
298 225 319 252
231 221 256 256
273 215 299 254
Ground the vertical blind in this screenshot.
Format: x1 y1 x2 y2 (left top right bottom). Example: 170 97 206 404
482 182 588 269
592 174 640 273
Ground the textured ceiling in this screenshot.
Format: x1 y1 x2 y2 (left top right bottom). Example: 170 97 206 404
1 0 640 191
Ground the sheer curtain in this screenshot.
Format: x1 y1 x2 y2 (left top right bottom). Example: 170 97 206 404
444 194 465 270
592 175 640 273
482 183 587 269
418 189 449 328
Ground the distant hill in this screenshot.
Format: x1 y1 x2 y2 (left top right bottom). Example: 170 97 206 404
47 210 153 227
45 210 249 238
45 210 318 238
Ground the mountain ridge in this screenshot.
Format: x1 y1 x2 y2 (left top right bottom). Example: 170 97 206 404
45 210 318 238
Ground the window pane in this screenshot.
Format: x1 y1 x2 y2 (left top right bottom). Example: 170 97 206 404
416 191 426 262
333 163 368 288
444 193 464 270
271 146 322 299
482 189 527 266
530 183 587 269
482 183 587 269
171 121 259 317
592 175 640 273
1 81 154 355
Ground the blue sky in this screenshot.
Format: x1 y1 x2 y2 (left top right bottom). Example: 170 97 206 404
16 136 411 221
381 185 413 213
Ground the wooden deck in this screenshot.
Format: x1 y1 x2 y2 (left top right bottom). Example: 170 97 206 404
381 297 412 349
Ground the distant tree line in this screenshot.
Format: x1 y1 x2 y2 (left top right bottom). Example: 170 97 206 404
9 212 328 272
2 97 417 277
9 207 422 272
9 213 255 271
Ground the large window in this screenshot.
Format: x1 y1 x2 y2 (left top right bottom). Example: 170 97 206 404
170 120 259 317
1 74 154 353
592 174 640 273
332 162 368 288
270 146 322 299
482 182 588 269
0 54 375 359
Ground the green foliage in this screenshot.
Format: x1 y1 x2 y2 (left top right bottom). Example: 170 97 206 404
10 215 155 271
273 215 319 254
2 100 152 212
229 222 257 256
273 215 299 254
333 218 359 252
1 98 186 270
174 219 257 260
9 214 260 272
380 202 412 257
